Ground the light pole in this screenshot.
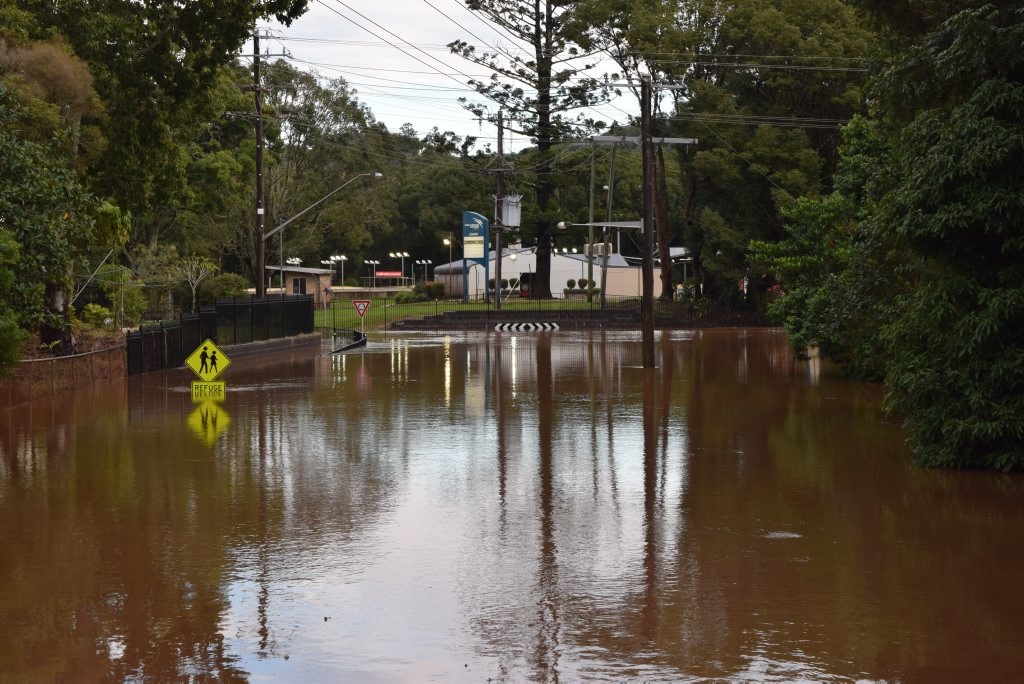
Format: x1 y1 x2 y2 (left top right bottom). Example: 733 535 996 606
389 251 410 281
285 256 301 294
320 255 346 291
334 255 347 287
443 234 453 265
365 259 380 290
264 172 382 295
415 259 432 282
320 258 334 281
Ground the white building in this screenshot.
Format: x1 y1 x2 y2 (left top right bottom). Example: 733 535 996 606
432 244 662 300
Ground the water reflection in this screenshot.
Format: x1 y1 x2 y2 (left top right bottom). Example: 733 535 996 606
2 330 1024 681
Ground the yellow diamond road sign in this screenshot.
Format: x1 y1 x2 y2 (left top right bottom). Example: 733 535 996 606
185 339 231 382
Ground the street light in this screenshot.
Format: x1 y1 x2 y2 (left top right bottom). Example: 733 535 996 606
365 259 380 289
389 251 410 280
264 172 382 296
415 259 432 282
443 234 452 265
321 254 347 286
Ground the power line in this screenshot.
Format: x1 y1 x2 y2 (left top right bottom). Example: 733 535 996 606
421 0 536 78
322 0 477 87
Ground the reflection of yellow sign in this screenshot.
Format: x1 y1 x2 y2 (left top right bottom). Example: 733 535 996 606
185 339 231 381
187 401 230 446
191 381 226 402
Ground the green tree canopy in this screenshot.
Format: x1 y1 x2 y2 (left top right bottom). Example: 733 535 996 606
758 3 1024 470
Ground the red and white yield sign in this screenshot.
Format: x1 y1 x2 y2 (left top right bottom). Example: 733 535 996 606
352 299 371 318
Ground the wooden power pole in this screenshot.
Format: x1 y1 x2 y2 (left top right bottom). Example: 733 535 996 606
254 29 266 297
640 75 656 369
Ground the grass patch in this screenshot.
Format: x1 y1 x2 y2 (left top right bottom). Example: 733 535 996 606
316 296 640 330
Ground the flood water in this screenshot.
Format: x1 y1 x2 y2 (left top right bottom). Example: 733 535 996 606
2 329 1023 682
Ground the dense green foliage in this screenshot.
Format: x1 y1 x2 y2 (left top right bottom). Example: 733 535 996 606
756 3 1024 469
877 7 1024 470
0 228 25 375
0 82 95 352
749 117 897 380
568 0 872 304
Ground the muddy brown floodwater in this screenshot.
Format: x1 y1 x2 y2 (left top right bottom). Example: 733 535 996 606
1 329 1023 681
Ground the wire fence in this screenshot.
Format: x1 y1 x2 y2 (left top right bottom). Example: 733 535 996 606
0 345 126 406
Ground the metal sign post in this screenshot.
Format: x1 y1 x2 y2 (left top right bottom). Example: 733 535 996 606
353 299 371 337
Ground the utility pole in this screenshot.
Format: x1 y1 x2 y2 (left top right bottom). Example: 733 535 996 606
641 75 656 369
593 99 695 361
494 109 505 310
587 139 596 302
253 28 266 297
248 29 288 297
600 142 618 308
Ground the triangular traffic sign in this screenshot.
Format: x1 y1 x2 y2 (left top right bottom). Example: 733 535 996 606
353 300 371 318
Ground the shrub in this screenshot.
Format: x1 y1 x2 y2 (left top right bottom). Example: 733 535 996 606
566 279 576 290
198 272 249 306
395 290 427 303
412 281 445 300
81 303 113 329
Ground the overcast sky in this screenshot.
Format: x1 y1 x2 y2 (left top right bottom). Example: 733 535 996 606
250 0 640 152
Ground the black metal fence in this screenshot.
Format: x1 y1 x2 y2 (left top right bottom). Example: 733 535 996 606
127 296 313 375
215 295 314 344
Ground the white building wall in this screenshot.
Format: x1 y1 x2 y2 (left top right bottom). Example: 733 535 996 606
436 249 658 299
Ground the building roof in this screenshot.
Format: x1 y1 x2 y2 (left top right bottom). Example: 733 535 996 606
434 248 632 274
266 265 333 275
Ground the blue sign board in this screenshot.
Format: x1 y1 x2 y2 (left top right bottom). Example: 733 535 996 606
462 211 489 302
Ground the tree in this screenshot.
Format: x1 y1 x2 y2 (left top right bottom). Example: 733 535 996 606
773 2 1024 470
864 5 1024 469
449 0 613 298
0 82 95 352
748 117 898 380
571 0 872 305
173 256 219 314
95 264 146 328
260 61 387 266
0 227 25 374
17 1 310 244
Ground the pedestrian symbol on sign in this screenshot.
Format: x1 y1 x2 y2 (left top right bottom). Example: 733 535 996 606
185 339 231 382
